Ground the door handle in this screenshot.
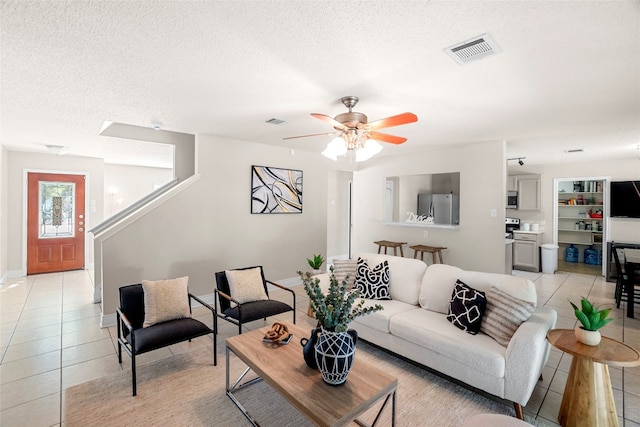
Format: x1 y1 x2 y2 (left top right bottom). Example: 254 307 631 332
78 228 84 232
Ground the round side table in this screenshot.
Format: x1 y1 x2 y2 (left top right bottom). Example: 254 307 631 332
547 329 640 427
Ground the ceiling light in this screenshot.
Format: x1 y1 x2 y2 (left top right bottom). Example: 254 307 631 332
321 130 383 162
45 145 69 155
507 157 525 166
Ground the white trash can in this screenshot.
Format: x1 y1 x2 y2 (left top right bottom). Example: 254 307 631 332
540 243 559 274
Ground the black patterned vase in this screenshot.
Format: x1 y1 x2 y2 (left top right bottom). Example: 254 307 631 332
314 328 358 385
300 328 321 369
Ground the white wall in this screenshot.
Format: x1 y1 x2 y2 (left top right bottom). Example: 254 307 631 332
99 135 330 317
351 140 507 273
103 164 173 217
327 170 352 261
5 151 104 277
0 146 7 282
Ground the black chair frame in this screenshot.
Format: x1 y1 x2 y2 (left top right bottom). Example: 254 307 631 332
116 283 217 396
611 242 640 311
214 265 295 337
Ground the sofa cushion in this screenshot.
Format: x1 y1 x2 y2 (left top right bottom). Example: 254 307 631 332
354 258 391 300
142 276 191 328
389 309 506 377
331 259 357 290
446 280 487 335
355 253 426 305
480 286 537 346
352 299 421 333
419 264 464 313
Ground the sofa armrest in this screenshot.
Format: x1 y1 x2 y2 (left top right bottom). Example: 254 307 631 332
504 306 557 405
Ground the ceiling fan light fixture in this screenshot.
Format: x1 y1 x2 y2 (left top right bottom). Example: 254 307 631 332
322 137 348 160
356 140 383 162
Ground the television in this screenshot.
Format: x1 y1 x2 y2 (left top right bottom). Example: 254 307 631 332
610 180 640 218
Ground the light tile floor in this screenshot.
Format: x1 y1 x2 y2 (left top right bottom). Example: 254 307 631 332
1 268 639 426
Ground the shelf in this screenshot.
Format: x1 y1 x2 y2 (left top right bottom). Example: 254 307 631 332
558 191 602 195
559 240 603 246
557 204 603 207
558 229 603 233
558 216 603 220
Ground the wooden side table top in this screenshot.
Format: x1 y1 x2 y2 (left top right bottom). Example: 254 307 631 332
409 244 447 252
547 329 640 367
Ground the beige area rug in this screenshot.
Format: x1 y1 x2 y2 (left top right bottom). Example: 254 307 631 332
64 342 546 427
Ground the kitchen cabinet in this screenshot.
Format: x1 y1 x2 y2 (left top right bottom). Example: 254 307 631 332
556 179 605 265
507 174 541 211
513 231 542 272
517 175 541 211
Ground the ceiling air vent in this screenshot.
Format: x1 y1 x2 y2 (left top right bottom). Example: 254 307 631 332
565 149 584 153
266 118 285 125
444 33 501 65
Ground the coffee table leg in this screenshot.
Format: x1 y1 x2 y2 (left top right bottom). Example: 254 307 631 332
225 345 264 426
353 388 396 427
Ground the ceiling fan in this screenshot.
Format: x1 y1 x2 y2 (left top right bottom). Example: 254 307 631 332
284 96 418 161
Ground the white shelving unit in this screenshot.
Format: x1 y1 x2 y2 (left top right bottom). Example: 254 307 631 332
554 178 608 271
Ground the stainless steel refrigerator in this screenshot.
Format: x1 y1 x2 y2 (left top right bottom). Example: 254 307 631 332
417 193 460 225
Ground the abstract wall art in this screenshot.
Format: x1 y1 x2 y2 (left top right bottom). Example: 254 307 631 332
251 165 303 214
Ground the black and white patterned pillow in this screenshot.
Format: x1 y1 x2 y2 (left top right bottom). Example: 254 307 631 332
354 258 391 300
446 280 487 335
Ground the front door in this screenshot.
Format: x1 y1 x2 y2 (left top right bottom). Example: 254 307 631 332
27 172 86 274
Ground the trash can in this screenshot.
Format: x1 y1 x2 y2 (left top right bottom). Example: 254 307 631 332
541 243 559 274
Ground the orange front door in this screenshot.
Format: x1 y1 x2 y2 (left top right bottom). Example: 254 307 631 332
27 172 86 274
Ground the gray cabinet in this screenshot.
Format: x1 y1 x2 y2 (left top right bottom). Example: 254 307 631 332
513 232 542 272
507 174 541 211
517 175 541 211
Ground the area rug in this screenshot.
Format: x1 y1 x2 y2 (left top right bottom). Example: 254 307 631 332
64 342 546 426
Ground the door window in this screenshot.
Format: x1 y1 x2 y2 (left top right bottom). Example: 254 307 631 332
39 181 75 238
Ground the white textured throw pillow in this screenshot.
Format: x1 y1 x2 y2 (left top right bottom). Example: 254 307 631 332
331 259 358 290
225 267 269 307
142 276 191 328
480 286 536 346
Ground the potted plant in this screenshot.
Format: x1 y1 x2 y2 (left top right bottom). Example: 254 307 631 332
298 270 383 385
569 296 613 346
306 254 325 274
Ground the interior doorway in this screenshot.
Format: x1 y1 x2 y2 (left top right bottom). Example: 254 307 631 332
27 172 86 274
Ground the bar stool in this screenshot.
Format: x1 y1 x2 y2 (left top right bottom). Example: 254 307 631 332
410 244 447 264
374 240 407 257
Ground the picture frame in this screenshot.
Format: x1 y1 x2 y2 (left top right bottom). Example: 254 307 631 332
251 165 303 214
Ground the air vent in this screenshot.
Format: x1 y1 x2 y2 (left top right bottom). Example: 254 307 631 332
266 118 285 125
565 149 584 153
444 33 501 65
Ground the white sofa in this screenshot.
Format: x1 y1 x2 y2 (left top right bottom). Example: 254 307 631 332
316 253 557 418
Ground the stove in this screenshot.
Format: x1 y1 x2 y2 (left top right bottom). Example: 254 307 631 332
505 217 520 239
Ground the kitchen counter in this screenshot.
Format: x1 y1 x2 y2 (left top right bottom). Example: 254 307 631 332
513 230 544 235
505 239 515 244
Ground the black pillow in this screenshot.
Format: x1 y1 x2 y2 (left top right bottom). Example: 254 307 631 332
446 279 487 335
354 258 391 300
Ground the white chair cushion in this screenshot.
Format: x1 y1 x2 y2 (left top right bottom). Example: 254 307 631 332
142 276 191 328
225 267 268 307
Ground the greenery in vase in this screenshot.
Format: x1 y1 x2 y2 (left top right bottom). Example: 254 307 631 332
298 269 383 332
569 296 613 331
307 254 325 270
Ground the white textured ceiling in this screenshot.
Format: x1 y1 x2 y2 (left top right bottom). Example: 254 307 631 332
1 1 639 168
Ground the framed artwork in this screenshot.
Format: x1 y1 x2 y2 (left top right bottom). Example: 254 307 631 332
251 165 303 214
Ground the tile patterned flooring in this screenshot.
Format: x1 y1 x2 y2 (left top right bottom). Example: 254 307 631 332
1 268 639 426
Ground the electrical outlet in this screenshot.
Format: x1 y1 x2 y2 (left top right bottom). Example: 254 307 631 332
490 209 497 217
423 230 428 238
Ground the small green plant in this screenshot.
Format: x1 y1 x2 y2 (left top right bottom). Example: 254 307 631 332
569 297 613 331
307 254 325 270
298 269 383 332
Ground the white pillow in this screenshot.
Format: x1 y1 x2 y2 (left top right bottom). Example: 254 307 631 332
331 259 358 290
419 264 463 313
142 276 191 328
225 267 269 307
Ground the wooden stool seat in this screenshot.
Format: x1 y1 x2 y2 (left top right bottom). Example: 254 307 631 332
410 244 447 264
374 240 407 257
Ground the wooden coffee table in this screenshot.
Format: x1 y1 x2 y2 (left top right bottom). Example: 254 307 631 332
225 322 397 426
547 329 640 427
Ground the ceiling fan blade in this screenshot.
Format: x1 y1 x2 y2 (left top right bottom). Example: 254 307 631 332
311 113 347 131
368 131 407 145
366 112 418 130
283 132 336 140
